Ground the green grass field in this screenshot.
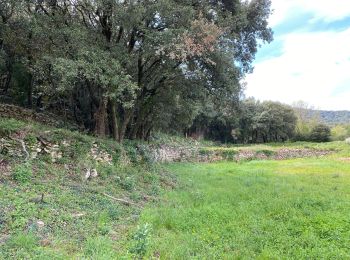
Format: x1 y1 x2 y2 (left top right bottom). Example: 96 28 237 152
138 147 350 259
1 125 350 259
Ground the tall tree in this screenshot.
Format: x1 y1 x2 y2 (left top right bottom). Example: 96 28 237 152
0 0 273 142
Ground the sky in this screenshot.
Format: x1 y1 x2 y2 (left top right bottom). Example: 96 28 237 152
244 0 350 111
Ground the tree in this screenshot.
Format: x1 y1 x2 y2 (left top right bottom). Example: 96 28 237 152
309 124 331 142
292 100 320 141
331 125 349 141
0 0 273 142
236 99 297 143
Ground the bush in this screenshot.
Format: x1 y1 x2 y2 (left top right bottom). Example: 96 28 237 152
255 149 276 157
130 223 152 257
12 163 33 183
331 125 349 141
309 124 331 142
222 150 238 160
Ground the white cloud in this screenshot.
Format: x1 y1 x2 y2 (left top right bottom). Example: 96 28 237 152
245 28 350 110
269 0 350 27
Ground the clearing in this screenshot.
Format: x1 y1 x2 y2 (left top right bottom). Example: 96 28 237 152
1 116 349 258
137 145 350 259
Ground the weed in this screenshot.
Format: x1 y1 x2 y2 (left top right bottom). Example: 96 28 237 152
222 150 238 160
119 176 135 191
199 149 211 156
255 149 276 157
7 232 38 251
0 118 26 136
12 163 32 183
130 223 152 257
137 144 155 164
124 144 139 164
84 236 115 259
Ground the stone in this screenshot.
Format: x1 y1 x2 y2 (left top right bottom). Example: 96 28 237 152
85 169 91 180
90 169 98 178
36 220 45 228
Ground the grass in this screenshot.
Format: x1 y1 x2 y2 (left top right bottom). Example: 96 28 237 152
138 146 350 259
0 118 176 259
0 162 172 258
2 117 350 258
202 140 346 152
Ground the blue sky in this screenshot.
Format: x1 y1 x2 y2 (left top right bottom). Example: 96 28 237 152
245 1 350 110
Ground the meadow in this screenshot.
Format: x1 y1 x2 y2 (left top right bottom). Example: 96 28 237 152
1 118 350 259
138 143 350 259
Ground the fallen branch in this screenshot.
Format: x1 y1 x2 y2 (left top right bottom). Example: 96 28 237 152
10 137 29 161
102 192 139 207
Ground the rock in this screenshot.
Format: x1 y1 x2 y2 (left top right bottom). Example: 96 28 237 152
90 144 113 165
62 140 70 147
85 169 91 180
346 138 350 144
72 212 85 218
36 220 45 229
85 168 98 180
91 169 98 178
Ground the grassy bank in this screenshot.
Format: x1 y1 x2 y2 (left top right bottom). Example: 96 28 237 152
0 118 176 259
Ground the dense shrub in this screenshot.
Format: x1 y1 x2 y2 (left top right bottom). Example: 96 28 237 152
309 124 331 142
331 125 350 141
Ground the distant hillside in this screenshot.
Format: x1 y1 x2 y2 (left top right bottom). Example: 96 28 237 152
307 110 350 125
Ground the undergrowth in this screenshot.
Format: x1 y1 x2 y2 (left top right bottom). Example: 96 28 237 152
0 118 175 258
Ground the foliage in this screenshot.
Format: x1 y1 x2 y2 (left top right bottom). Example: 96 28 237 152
188 98 298 144
309 124 331 142
0 118 175 259
83 236 116 259
12 163 32 183
331 125 350 141
292 101 321 141
255 149 276 156
130 223 152 257
0 0 273 142
237 99 297 143
0 118 26 136
1 116 349 258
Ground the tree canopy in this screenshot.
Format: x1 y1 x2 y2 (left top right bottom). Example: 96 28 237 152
0 0 273 142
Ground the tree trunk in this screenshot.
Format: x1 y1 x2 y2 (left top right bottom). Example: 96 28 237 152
118 109 133 143
130 109 144 140
27 75 33 108
108 99 119 141
144 124 153 140
2 72 11 94
94 97 107 137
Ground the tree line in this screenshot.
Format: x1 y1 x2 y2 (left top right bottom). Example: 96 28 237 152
0 1 338 144
0 0 274 142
